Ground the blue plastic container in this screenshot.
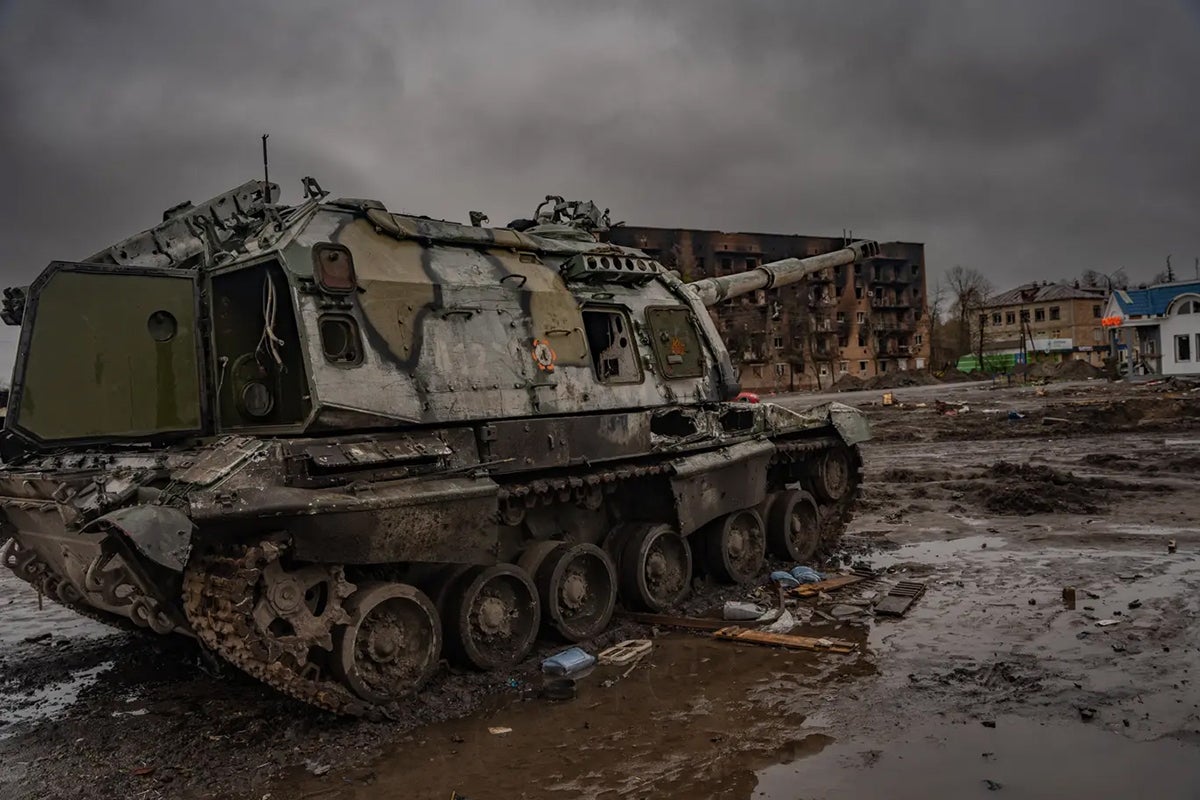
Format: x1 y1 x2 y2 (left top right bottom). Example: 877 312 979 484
541 647 596 676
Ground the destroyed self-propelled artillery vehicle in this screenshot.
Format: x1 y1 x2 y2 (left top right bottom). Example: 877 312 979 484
0 180 874 714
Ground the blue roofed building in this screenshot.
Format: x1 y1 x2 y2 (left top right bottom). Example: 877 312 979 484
1103 281 1200 376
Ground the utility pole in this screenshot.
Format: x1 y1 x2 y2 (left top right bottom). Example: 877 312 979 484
977 312 987 374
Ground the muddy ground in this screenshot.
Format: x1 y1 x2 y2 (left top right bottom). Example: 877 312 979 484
2 378 1199 799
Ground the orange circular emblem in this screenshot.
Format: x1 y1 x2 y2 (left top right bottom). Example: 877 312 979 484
532 339 556 372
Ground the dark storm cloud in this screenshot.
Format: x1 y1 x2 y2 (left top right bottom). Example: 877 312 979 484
2 0 1199 292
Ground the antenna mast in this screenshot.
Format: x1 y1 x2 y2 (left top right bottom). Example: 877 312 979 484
261 133 271 201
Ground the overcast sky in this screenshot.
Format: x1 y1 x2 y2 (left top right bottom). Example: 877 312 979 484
2 0 1199 304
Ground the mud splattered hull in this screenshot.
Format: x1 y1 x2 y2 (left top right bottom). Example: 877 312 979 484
0 402 866 715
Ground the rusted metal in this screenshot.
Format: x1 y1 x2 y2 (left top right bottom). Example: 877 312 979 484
874 580 927 617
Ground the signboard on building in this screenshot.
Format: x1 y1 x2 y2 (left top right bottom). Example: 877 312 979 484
1027 337 1073 351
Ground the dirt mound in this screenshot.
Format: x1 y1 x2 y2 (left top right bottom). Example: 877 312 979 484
1054 359 1103 380
1014 361 1055 379
938 367 973 383
1081 451 1200 474
831 373 864 392
976 461 1110 515
862 371 940 390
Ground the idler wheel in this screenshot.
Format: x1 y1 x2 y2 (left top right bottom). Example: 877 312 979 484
765 489 821 563
703 509 766 584
812 446 853 503
520 542 616 642
617 523 692 612
332 581 442 704
445 564 540 670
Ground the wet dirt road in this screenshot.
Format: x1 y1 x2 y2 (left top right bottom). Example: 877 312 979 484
2 379 1199 799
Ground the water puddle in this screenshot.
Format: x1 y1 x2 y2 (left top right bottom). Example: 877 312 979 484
0 569 111 647
0 661 114 739
756 715 1200 798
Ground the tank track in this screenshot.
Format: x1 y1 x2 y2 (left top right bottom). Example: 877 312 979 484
1 538 145 635
178 433 860 716
181 542 374 717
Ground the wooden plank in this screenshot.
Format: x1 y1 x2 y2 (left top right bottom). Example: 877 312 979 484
624 612 728 631
712 626 856 654
787 574 865 597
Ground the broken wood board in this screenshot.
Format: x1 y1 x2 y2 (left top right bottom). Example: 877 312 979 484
598 639 653 666
712 626 856 654
624 612 728 631
874 580 927 617
788 574 866 597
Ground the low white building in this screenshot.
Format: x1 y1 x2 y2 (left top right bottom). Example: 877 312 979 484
1104 281 1200 376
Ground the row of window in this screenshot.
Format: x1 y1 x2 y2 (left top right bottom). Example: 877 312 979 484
694 255 921 283
988 304 1104 326
760 332 924 352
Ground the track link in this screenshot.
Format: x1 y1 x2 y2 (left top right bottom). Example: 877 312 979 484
181 542 374 717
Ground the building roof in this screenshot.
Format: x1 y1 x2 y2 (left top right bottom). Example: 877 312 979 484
986 281 1107 307
1111 281 1200 318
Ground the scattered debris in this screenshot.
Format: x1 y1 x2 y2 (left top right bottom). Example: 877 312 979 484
541 647 596 676
1127 599 1142 610
541 677 577 701
723 601 766 620
882 392 896 406
1062 586 1076 609
1096 619 1119 627
875 581 927 617
788 573 867 598
22 632 51 644
712 626 855 654
624 613 728 631
770 565 826 589
304 761 330 777
620 656 646 680
1167 539 1177 554
598 640 653 666
487 727 513 735
829 604 867 620
935 399 971 416
982 779 1003 791
762 609 797 634
981 719 996 728
1078 707 1097 722
130 766 156 777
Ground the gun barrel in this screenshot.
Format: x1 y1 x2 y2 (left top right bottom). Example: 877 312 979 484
687 240 880 307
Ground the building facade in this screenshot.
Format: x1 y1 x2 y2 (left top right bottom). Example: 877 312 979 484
603 226 929 392
1104 281 1200 376
980 282 1109 367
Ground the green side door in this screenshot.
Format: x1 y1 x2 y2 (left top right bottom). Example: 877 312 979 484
9 262 205 444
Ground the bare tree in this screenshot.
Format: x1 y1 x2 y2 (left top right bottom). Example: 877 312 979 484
1079 268 1129 290
944 265 993 359
926 279 948 370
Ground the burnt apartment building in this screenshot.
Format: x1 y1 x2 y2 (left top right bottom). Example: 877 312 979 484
604 226 930 392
